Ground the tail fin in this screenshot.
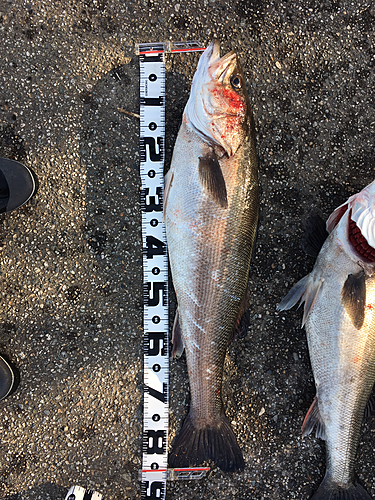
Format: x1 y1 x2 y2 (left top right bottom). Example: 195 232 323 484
311 476 372 499
169 411 244 472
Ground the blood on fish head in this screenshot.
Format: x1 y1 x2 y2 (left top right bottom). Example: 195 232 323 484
327 180 375 263
185 40 251 157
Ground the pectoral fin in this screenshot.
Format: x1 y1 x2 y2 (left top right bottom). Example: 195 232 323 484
277 274 323 327
198 150 228 209
341 270 366 330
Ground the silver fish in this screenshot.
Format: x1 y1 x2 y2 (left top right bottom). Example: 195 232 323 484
278 181 375 499
165 41 258 472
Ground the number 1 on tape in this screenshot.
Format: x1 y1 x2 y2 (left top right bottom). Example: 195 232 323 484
138 41 207 500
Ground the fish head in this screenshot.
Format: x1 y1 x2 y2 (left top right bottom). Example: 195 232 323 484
185 40 251 157
327 180 375 263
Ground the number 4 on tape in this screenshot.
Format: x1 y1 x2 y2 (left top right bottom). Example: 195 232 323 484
64 486 102 500
137 41 209 500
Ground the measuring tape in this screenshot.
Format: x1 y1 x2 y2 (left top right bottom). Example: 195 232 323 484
138 40 169 500
137 41 209 500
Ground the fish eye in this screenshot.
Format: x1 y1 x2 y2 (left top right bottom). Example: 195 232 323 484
230 75 242 90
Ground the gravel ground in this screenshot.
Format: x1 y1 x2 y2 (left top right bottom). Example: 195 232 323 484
0 1 374 499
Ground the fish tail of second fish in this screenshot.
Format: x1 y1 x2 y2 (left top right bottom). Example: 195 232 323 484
169 409 245 473
311 474 372 499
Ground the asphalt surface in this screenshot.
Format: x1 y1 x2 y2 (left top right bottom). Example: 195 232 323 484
0 1 374 499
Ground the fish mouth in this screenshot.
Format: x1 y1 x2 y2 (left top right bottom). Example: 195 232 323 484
204 40 221 65
195 40 237 83
193 40 220 80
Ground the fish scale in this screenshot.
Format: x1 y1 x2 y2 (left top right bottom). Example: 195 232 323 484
169 125 255 419
165 41 258 472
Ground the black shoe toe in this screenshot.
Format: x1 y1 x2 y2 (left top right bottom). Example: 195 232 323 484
0 355 14 400
0 158 36 213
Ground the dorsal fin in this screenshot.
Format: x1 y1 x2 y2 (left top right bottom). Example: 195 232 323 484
301 214 329 257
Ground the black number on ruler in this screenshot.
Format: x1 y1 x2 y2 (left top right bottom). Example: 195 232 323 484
140 96 164 106
140 137 164 162
141 481 165 500
145 383 168 403
82 491 95 500
143 429 167 454
144 332 167 356
141 187 163 212
144 236 166 259
144 282 166 307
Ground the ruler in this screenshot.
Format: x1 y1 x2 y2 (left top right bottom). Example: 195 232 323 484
139 41 169 500
137 41 208 500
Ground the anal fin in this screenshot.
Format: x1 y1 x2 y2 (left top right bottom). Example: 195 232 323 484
230 286 251 343
302 396 326 440
171 309 184 358
364 389 375 419
163 168 174 217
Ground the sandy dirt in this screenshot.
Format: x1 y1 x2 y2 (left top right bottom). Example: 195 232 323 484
0 1 374 499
